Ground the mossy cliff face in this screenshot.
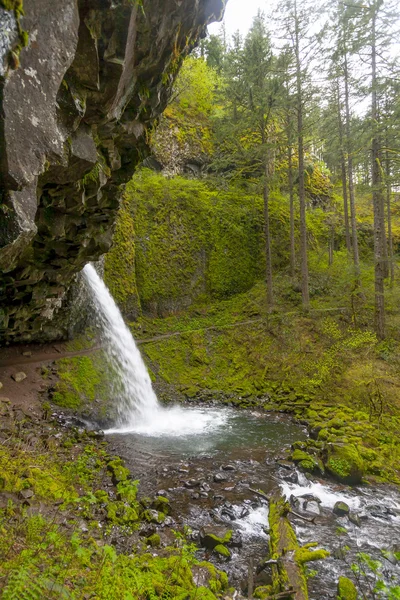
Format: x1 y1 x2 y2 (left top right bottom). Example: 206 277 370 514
104 169 265 315
0 0 225 343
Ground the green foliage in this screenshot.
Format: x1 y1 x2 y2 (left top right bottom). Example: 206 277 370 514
0 511 225 600
153 56 219 162
104 195 139 316
350 552 400 599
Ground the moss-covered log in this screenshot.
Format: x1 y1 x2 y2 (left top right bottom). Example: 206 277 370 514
267 491 329 600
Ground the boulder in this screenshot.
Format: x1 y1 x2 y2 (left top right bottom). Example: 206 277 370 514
325 444 365 484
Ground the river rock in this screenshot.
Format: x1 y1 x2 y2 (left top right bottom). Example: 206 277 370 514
200 482 211 492
333 501 350 516
12 372 27 383
214 472 229 483
221 507 236 520
348 512 361 527
184 479 200 488
282 471 299 484
222 464 236 471
200 527 233 550
19 489 34 500
304 500 321 515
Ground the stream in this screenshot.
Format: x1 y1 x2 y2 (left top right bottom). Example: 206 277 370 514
82 264 400 598
106 405 400 599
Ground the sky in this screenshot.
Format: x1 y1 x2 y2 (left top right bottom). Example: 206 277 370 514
208 0 265 38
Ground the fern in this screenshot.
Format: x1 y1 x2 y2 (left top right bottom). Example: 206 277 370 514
2 565 45 600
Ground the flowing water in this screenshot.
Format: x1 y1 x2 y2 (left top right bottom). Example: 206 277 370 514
83 264 221 436
83 264 400 598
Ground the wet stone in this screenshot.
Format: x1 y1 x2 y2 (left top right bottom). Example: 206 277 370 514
282 471 298 484
222 464 236 471
12 372 27 383
184 479 200 488
348 512 361 527
19 489 34 500
214 472 229 483
333 501 350 516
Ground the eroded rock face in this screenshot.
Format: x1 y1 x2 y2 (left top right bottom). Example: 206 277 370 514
0 0 224 342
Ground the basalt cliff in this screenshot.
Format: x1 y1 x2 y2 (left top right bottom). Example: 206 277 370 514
0 0 224 343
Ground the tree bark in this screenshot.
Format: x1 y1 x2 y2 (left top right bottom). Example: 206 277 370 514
343 52 360 280
385 148 394 286
371 5 385 339
336 79 351 254
294 1 309 310
263 127 274 309
288 143 296 278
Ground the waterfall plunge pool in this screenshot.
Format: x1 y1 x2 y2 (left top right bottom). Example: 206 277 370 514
106 406 400 599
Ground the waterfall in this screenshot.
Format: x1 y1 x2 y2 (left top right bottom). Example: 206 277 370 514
82 263 227 437
82 264 160 428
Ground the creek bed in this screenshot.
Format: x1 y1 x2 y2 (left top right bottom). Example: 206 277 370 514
106 406 400 598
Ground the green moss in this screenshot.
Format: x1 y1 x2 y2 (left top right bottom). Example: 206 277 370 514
213 544 231 559
107 458 130 483
0 446 77 502
104 194 140 316
52 352 113 414
326 444 365 484
0 0 23 12
254 586 273 599
105 169 264 315
107 501 139 525
295 546 330 564
147 533 161 547
337 576 357 600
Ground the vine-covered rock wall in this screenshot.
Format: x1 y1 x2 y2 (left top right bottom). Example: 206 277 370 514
0 0 224 343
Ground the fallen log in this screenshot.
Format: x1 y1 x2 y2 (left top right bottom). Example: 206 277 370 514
267 491 329 600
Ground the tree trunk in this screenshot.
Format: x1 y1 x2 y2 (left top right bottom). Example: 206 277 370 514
385 148 394 286
329 223 334 266
263 126 274 309
336 79 351 254
269 491 308 600
343 53 360 280
288 143 296 278
294 1 309 310
371 6 385 339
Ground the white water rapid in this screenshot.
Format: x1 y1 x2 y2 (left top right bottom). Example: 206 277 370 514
82 264 226 436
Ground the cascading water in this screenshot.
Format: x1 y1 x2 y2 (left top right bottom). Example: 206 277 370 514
82 263 226 435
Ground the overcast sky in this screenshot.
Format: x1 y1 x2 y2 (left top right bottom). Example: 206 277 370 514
208 0 265 38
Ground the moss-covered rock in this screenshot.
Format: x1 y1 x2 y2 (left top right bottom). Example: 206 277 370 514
107 458 130 484
337 576 357 600
325 444 365 484
147 533 161 547
213 544 231 559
